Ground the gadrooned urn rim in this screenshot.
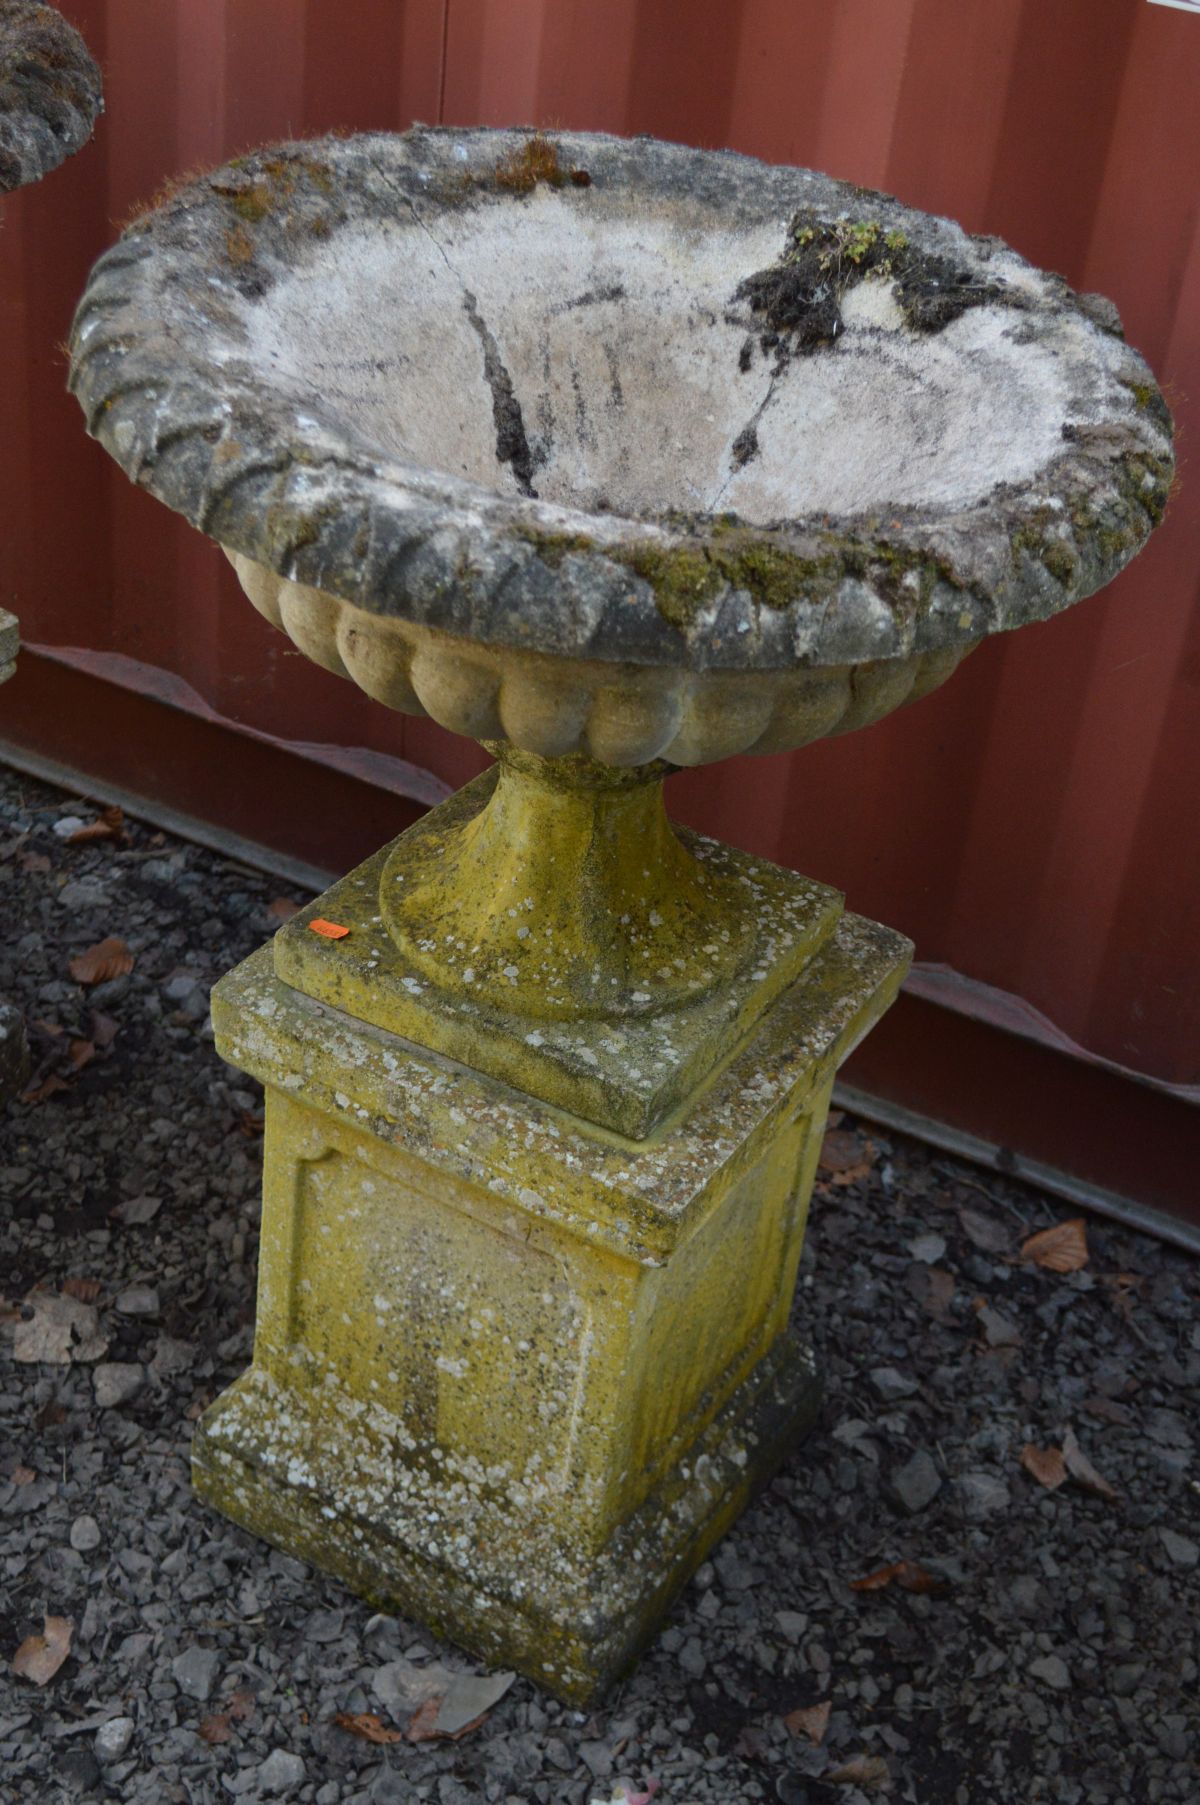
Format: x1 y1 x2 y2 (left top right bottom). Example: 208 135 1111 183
69 126 1173 674
0 0 102 194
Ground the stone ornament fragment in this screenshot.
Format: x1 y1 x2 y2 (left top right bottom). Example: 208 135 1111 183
1 3 102 1100
0 1 102 193
67 127 1172 1704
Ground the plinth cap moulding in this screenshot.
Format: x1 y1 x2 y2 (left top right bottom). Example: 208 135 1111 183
0 1 102 193
69 127 1172 682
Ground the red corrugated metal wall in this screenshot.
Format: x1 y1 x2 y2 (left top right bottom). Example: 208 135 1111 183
2 2 1198 1212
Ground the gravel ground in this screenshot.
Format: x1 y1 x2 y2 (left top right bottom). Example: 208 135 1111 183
1 761 1197 1805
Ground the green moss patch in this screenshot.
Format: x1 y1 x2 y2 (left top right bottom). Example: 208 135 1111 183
735 209 1018 358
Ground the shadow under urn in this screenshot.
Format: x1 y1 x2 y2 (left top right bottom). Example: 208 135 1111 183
69 127 1172 1703
1 1 102 1097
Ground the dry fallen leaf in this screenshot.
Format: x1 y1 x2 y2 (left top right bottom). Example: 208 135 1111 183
333 1712 405 1745
68 936 134 986
68 806 127 845
1021 1218 1089 1273
828 1753 890 1790
20 1072 71 1105
12 1616 73 1685
1020 1443 1068 1490
819 1128 876 1186
12 1293 109 1365
266 897 301 922
11 1466 36 1486
198 1714 232 1744
850 1561 946 1596
18 849 51 874
1103 1272 1144 1320
1063 1427 1118 1501
61 1277 102 1304
783 1700 831 1745
912 1265 956 1326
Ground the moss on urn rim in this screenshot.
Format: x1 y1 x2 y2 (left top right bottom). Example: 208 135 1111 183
68 125 1175 672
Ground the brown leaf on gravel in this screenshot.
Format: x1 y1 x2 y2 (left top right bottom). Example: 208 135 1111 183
783 1700 831 1745
266 896 301 922
1063 1427 1118 1501
404 1694 493 1743
1103 1272 1144 1320
850 1561 947 1596
1021 1218 1089 1273
198 1714 232 1744
911 1265 956 1325
68 1038 96 1071
404 1696 447 1742
226 1688 257 1721
333 1712 406 1745
18 849 51 874
68 936 134 986
68 806 127 844
11 1466 37 1485
1020 1444 1068 1490
61 1278 102 1304
959 1208 1011 1255
12 1616 73 1685
819 1128 876 1186
20 1072 71 1105
828 1753 890 1790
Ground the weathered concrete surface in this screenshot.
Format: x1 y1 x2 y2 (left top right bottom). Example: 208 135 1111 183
0 1 102 193
70 127 1172 689
275 755 846 1135
197 898 909 1704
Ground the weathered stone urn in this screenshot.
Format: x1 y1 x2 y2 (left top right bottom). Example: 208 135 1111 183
1 1 102 1099
69 128 1171 1701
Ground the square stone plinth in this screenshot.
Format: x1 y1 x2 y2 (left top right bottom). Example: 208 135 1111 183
195 910 909 1704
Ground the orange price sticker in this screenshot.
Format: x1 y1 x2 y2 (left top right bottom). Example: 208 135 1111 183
308 918 350 940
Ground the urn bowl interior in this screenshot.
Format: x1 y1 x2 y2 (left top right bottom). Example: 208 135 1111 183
248 195 1074 525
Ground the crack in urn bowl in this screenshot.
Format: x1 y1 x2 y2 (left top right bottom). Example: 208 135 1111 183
0 1 102 194
69 127 1173 766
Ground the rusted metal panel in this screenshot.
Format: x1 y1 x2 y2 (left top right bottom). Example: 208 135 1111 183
2 1 1198 1212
